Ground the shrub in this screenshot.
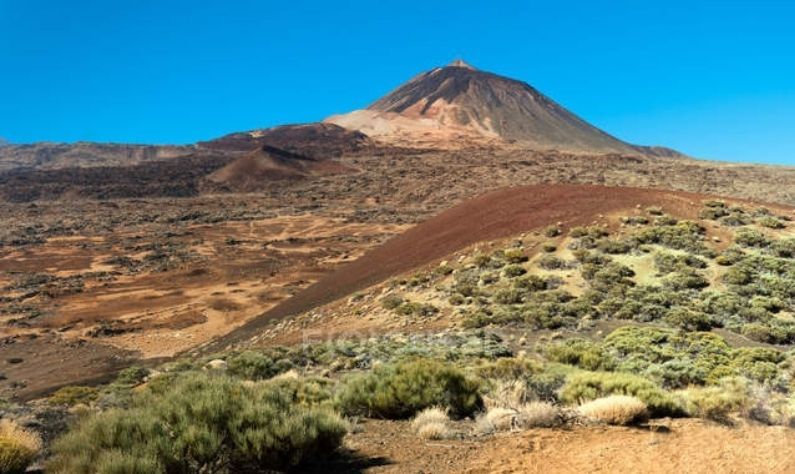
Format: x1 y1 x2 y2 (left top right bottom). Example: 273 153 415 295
662 271 710 291
394 301 438 317
772 238 795 258
679 377 752 421
543 226 562 238
735 228 770 248
544 339 616 371
538 255 566 270
226 351 293 380
503 265 527 278
560 371 682 417
0 420 42 474
475 407 518 433
598 239 632 254
49 373 347 473
412 408 452 439
48 385 99 406
335 359 482 419
516 401 560 428
114 366 150 386
411 407 449 432
654 252 707 274
663 307 712 331
758 216 785 229
381 295 404 310
417 422 452 440
503 249 528 263
578 395 648 425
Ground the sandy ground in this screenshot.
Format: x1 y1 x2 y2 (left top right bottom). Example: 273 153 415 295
320 418 795 474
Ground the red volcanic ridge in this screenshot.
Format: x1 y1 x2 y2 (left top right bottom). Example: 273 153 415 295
216 183 733 346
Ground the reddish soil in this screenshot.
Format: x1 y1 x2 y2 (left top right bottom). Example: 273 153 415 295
218 183 783 347
316 418 795 473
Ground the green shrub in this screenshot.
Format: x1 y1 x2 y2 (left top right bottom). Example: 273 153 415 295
544 339 616 371
49 373 347 474
395 302 439 317
631 221 707 254
226 351 293 380
772 238 795 258
663 307 712 331
598 239 632 254
48 386 99 406
335 359 482 419
662 271 710 291
560 371 682 417
654 252 707 274
735 228 770 248
503 264 527 278
538 255 566 270
114 366 149 386
381 295 404 310
680 377 752 421
758 216 785 229
543 226 562 237
503 249 528 263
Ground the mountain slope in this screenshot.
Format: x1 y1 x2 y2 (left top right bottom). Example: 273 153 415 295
206 145 353 192
327 61 676 155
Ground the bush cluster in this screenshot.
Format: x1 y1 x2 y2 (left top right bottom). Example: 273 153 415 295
49 373 347 473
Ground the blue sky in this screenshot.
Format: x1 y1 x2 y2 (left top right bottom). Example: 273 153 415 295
1 0 794 165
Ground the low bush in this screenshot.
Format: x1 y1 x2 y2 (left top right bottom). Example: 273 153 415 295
503 249 528 263
538 255 567 270
475 407 518 433
516 401 560 428
411 408 452 439
49 373 347 473
578 395 648 425
48 385 99 406
335 359 482 419
381 294 404 310
543 226 562 238
735 228 770 248
544 339 616 371
226 350 294 380
679 377 752 422
560 371 682 417
503 265 527 278
758 216 785 229
0 420 42 474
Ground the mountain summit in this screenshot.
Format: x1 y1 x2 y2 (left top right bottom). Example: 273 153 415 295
327 61 646 154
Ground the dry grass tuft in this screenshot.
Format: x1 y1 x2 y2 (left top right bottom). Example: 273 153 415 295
417 422 453 440
517 401 561 428
578 395 648 425
412 407 453 440
0 419 42 474
411 407 449 432
475 407 518 434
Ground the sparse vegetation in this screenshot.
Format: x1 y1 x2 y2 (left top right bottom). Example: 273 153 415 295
0 420 42 474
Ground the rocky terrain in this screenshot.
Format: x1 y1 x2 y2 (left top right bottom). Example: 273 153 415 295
1 61 794 473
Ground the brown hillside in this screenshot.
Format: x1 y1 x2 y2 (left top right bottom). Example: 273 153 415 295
206 145 354 192
215 183 791 347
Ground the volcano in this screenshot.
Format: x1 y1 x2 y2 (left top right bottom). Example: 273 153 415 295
327 60 670 155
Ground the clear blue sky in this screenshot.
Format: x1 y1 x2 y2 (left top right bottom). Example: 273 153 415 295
1 0 794 165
